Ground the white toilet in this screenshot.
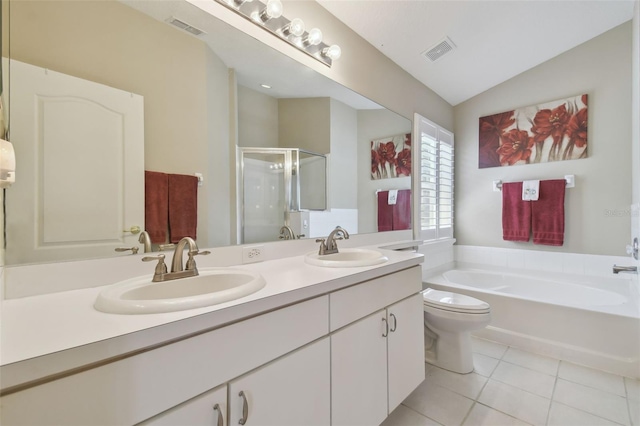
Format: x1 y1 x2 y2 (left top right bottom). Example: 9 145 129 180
422 288 491 374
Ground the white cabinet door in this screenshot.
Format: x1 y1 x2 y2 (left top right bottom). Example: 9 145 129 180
139 384 227 426
387 293 426 412
331 310 388 426
228 338 330 426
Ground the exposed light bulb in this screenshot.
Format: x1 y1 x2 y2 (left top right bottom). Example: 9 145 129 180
256 0 283 22
322 44 341 60
282 18 305 37
304 28 323 46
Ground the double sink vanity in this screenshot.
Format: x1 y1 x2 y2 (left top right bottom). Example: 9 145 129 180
0 239 425 426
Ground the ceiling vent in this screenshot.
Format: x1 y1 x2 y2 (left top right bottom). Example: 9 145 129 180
422 36 456 63
166 17 206 37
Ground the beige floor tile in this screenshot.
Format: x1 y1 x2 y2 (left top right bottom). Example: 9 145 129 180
403 379 474 426
381 404 443 426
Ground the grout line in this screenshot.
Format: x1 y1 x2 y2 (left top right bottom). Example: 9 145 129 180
625 378 635 426
472 401 536 426
459 401 476 426
399 403 443 425
551 401 629 426
545 371 560 425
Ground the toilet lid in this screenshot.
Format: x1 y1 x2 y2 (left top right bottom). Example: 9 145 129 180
422 288 490 313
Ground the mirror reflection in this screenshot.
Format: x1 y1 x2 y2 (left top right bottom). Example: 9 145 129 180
3 0 411 266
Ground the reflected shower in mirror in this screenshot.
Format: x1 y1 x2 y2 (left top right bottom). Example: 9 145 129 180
3 0 411 266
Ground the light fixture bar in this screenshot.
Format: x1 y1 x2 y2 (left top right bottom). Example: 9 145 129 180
215 0 338 67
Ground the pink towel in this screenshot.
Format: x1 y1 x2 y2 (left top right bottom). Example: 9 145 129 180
144 171 168 244
392 189 412 230
377 191 393 232
502 182 530 242
532 179 565 246
168 174 198 243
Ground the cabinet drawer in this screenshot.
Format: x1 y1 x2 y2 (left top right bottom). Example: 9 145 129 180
1 296 329 426
139 384 226 426
330 266 420 331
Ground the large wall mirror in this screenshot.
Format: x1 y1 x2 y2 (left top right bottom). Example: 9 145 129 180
2 0 411 266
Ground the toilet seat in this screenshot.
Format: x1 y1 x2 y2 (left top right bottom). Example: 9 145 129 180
422 288 490 314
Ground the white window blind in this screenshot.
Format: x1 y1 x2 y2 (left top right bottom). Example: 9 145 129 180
414 115 454 241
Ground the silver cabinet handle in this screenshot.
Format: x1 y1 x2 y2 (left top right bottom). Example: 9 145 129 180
382 317 388 337
213 403 224 426
239 391 249 425
390 313 397 332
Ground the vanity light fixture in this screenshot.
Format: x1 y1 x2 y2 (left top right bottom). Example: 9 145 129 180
231 0 253 7
213 0 341 67
322 45 342 61
253 0 283 23
303 28 323 46
281 17 305 37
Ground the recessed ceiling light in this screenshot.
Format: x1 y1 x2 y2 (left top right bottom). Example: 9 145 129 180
261 84 272 89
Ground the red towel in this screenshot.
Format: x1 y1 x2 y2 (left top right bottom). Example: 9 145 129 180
532 179 565 246
392 189 412 230
502 182 530 242
377 191 393 232
168 174 198 243
144 171 168 244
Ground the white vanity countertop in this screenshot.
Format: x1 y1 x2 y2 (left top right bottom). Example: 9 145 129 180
1 248 422 392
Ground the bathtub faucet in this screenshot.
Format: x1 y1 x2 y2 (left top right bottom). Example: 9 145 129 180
612 265 638 274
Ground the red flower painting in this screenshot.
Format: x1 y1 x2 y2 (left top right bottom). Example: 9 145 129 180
478 94 588 168
371 133 412 179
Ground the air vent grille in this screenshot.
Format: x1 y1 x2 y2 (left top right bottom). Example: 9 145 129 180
167 17 205 36
423 37 456 63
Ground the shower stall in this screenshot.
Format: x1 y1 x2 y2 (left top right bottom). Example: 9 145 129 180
238 147 327 244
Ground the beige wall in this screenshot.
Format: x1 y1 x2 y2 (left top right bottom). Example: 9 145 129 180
238 86 279 148
329 98 358 209
8 0 231 248
357 110 412 234
454 22 632 255
278 98 331 153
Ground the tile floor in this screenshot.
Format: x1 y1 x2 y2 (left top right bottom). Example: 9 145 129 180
382 337 640 426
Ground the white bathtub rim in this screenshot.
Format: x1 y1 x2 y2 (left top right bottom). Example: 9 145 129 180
424 262 639 320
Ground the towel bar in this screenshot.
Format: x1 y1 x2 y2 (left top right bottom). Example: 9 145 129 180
493 175 575 192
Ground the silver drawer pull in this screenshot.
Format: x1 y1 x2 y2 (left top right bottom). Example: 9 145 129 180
213 403 224 426
239 391 249 425
390 313 397 332
382 317 389 337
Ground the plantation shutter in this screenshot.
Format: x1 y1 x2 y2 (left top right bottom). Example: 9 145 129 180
415 115 454 241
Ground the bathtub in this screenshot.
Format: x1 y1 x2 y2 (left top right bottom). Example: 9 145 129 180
423 264 640 378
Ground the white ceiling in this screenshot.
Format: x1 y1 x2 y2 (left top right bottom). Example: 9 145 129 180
317 0 636 106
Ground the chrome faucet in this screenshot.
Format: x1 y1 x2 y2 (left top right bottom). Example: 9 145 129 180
279 225 295 240
612 265 638 274
142 237 210 282
316 226 350 255
138 231 152 253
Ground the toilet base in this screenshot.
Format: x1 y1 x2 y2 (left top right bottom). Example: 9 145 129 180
424 326 475 374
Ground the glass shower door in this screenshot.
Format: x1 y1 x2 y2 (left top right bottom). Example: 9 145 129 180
240 149 291 244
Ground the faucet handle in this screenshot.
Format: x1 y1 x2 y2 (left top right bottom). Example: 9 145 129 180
115 246 139 254
142 254 168 276
185 250 210 271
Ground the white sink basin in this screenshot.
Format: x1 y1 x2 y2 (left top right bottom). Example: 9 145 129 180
94 268 266 314
304 248 388 268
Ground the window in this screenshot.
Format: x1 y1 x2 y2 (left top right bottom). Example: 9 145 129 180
413 114 454 241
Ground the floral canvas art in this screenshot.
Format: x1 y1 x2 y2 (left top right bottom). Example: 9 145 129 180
371 133 411 180
478 94 588 168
